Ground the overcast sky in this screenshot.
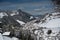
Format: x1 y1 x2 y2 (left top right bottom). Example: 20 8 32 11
0 0 55 15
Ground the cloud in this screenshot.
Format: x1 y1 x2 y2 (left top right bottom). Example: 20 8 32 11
0 0 55 15
34 9 43 12
0 0 43 3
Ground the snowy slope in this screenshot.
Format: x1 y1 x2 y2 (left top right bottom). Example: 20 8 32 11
0 12 8 18
39 18 60 28
0 33 19 40
16 20 25 25
38 12 60 28
30 16 34 19
10 11 19 16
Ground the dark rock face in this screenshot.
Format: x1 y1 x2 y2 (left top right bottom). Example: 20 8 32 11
52 0 60 12
13 9 32 23
52 0 60 5
47 30 52 35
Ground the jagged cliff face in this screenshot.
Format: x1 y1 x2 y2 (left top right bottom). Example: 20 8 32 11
0 9 34 27
52 0 60 12
52 0 60 5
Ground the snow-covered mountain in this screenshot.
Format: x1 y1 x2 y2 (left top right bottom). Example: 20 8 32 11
24 12 60 29
38 12 60 28
23 12 60 40
1 9 60 40
0 9 35 27
0 12 8 18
